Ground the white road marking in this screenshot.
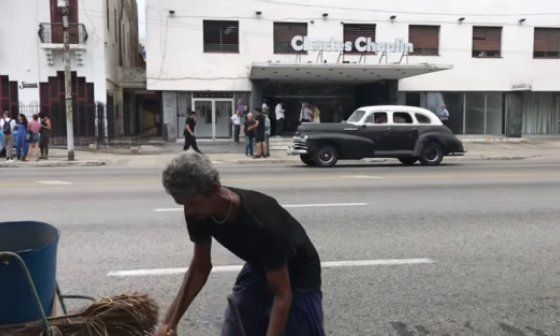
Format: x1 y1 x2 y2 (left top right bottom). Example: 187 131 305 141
154 202 367 212
36 180 73 185
107 258 435 277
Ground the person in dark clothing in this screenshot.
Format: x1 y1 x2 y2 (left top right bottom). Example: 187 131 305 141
157 152 324 336
38 112 51 160
243 112 257 157
183 111 202 153
254 108 267 158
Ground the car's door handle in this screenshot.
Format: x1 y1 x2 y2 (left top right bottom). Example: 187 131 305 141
384 128 391 133
410 128 418 131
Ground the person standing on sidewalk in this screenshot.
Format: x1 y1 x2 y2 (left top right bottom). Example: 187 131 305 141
183 111 202 153
156 152 324 336
243 112 257 157
275 102 285 136
230 111 241 143
15 114 29 161
254 108 267 158
1 111 16 162
27 114 41 161
39 112 51 160
264 112 271 158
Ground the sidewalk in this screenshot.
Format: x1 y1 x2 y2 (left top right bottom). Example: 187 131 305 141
1 137 560 168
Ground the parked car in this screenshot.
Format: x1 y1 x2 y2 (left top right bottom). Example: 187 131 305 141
287 105 465 167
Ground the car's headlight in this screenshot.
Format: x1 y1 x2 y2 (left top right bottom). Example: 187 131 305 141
293 134 308 142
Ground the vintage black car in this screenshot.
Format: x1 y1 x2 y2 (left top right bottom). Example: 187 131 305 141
288 105 465 167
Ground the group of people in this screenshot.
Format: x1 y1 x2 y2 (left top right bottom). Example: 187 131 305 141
0 111 51 162
240 107 271 158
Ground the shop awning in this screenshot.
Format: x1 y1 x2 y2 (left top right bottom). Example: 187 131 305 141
249 62 452 84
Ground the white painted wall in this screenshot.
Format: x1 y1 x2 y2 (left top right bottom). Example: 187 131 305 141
0 0 139 107
0 0 107 104
145 0 560 92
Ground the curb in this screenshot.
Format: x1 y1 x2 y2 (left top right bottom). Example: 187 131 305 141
0 161 106 168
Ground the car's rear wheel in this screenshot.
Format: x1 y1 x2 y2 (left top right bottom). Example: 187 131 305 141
398 157 418 166
419 142 444 166
313 146 339 167
300 154 315 166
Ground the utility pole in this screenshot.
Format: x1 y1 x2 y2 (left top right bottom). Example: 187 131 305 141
59 0 75 160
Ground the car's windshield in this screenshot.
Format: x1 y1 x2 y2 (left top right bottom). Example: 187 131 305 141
347 110 366 123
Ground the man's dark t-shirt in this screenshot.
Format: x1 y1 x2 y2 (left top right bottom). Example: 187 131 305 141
185 187 322 291
185 117 196 135
243 119 256 138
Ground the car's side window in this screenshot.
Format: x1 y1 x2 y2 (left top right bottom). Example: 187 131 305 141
415 113 431 124
364 114 375 124
393 112 413 124
373 112 388 124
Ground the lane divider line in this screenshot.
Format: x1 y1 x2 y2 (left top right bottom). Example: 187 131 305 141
107 258 435 277
154 202 368 212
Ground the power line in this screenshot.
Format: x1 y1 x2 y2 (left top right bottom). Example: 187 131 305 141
250 0 560 17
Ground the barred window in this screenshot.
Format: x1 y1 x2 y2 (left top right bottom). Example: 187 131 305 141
409 25 439 56
472 26 502 58
343 24 376 53
203 20 239 53
534 28 560 58
274 22 307 54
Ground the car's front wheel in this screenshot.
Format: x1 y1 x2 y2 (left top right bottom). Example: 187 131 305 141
419 142 444 166
313 145 339 167
300 154 315 167
398 157 418 166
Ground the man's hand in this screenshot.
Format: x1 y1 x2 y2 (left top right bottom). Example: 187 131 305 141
155 323 177 336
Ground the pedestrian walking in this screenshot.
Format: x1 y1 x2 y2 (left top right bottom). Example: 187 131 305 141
39 112 51 160
230 111 241 143
156 152 324 336
27 114 41 161
243 112 257 157
183 111 202 153
1 111 16 162
15 114 29 161
275 102 285 135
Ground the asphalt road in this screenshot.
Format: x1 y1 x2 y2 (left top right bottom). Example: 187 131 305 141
1 159 559 335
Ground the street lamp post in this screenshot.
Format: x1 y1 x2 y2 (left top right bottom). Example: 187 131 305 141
58 0 75 160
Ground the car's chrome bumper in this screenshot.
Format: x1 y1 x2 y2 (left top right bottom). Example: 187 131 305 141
287 144 308 155
448 151 466 156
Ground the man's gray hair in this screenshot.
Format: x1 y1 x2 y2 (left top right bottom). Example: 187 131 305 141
162 152 220 197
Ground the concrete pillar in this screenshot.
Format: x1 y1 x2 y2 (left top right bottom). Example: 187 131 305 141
162 91 178 142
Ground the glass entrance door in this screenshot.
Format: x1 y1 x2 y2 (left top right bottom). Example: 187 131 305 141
193 100 213 138
192 99 234 139
215 100 233 138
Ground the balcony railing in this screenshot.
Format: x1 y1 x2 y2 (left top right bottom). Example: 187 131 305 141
38 23 88 44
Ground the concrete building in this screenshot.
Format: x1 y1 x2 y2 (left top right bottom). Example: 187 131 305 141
146 0 560 141
0 0 149 144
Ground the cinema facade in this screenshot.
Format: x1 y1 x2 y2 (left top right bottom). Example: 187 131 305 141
146 0 560 140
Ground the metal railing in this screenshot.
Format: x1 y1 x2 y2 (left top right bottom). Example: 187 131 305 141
38 22 88 44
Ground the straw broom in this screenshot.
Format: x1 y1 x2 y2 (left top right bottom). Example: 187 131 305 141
0 293 159 336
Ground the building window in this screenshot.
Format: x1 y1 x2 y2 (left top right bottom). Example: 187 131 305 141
534 28 560 58
472 26 502 58
274 22 307 54
409 25 439 56
343 24 375 54
203 20 239 53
